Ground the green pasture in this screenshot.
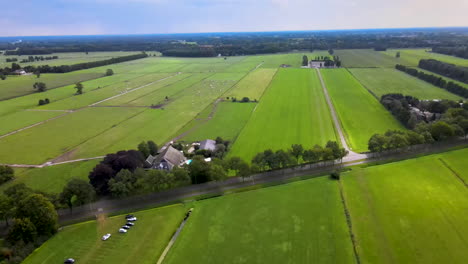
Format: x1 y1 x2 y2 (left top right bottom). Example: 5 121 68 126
0 51 141 68
349 68 462 100
342 150 468 264
0 160 100 194
165 176 355 264
229 68 337 162
381 49 468 67
321 68 403 152
0 107 144 164
22 205 186 264
179 102 256 142
0 71 104 100
226 68 277 100
334 49 399 68
437 147 468 183
68 75 238 159
0 110 63 136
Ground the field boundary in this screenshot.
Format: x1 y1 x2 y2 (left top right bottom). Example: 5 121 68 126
438 158 467 188
156 209 192 264
338 181 361 264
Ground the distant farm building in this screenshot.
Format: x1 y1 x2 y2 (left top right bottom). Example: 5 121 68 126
309 61 326 68
199 139 216 151
146 145 187 170
13 69 27 75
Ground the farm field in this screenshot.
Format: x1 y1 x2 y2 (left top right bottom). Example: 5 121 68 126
225 68 277 100
349 68 462 100
0 107 144 164
341 149 468 264
22 205 186 264
0 51 141 68
165 177 355 264
381 49 468 67
179 102 256 142
0 160 100 194
229 68 337 162
321 68 404 152
0 71 104 100
334 49 399 68
0 110 64 136
436 147 468 183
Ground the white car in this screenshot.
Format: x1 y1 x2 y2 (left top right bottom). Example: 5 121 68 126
127 217 137 222
119 228 127 233
102 233 111 241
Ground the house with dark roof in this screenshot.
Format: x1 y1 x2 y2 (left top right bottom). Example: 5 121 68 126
199 139 216 151
146 146 187 170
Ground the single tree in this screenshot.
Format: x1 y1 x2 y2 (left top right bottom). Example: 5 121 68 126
0 165 14 184
290 144 304 160
15 194 58 236
302 55 309 66
74 82 84 95
60 179 95 212
35 71 41 78
396 52 400 58
106 69 114 76
33 82 47 92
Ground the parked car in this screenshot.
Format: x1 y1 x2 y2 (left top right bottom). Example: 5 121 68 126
119 228 127 233
127 217 137 221
126 222 135 226
102 233 111 241
122 225 130 230
125 214 134 219
64 258 75 264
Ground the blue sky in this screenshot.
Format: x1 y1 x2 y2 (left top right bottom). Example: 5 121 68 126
1 0 467 36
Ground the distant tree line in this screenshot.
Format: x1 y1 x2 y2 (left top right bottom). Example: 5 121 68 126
395 64 468 98
19 55 58 63
418 59 468 84
432 46 468 59
5 58 18 62
0 53 147 75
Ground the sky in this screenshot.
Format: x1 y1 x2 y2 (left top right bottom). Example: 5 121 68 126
1 0 467 36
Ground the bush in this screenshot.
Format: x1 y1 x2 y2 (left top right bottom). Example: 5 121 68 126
330 171 340 180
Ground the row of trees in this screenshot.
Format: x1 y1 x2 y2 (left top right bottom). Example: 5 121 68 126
0 53 145 75
418 59 468 84
395 64 468 98
0 184 58 263
368 130 432 152
19 55 58 63
252 141 348 171
432 46 468 59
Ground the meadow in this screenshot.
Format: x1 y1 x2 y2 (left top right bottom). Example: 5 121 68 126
0 160 100 194
341 148 468 264
0 51 141 67
381 49 468 67
348 68 462 100
179 102 256 142
229 68 337 162
321 68 404 152
165 177 356 264
22 205 186 264
334 49 400 68
225 68 277 100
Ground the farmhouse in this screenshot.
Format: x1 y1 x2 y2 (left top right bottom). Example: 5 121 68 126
12 69 27 75
309 61 325 68
199 139 216 151
146 145 187 170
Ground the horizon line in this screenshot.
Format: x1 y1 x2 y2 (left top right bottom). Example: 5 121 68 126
1 26 467 39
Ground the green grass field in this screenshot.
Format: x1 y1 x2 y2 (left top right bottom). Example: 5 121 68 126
342 149 468 264
229 68 337 162
178 102 256 142
0 110 64 136
436 147 468 183
381 49 468 67
165 177 355 264
225 68 277 100
0 107 144 164
349 68 462 100
0 51 141 68
22 205 186 264
0 160 100 194
334 49 400 68
321 68 404 152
